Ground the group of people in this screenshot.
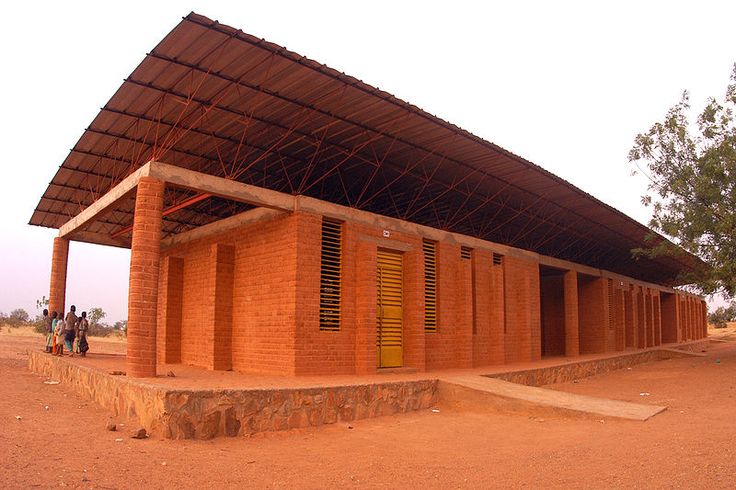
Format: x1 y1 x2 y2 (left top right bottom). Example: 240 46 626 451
42 305 90 357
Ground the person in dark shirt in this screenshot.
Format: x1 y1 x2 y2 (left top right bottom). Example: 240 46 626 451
64 305 78 357
77 311 89 356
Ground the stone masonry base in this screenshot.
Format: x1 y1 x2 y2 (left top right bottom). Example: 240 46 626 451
28 340 707 439
28 352 438 439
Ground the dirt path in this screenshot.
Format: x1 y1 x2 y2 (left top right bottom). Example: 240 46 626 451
2 331 736 489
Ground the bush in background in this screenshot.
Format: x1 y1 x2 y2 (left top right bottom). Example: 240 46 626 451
708 304 736 328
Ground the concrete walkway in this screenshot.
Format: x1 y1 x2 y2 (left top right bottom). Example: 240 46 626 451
438 375 667 421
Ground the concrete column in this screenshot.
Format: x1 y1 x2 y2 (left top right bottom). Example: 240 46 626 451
127 177 165 378
563 270 580 357
48 237 69 317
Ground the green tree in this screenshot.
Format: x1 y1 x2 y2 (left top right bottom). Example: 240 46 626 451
708 303 736 328
629 64 736 296
86 307 112 337
88 307 107 326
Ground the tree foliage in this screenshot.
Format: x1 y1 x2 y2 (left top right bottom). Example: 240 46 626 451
8 308 30 325
629 64 736 296
87 307 106 326
35 295 49 311
708 303 736 328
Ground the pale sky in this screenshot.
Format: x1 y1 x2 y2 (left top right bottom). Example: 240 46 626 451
1 0 734 322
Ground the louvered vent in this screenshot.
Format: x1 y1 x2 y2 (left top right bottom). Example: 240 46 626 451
423 240 437 333
607 279 614 330
319 218 342 331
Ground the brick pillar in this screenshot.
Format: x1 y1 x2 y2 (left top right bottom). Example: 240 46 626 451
127 177 164 378
158 256 183 364
403 241 426 371
457 251 474 368
48 237 69 317
472 250 492 367
354 240 377 374
210 244 235 371
653 293 662 346
563 270 579 357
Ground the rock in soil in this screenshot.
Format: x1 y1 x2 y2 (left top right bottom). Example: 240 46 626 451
106 420 117 431
131 427 148 439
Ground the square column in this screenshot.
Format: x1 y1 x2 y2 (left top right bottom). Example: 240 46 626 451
209 243 235 371
48 237 69 317
563 270 580 357
402 242 426 371
127 176 165 378
354 240 377 374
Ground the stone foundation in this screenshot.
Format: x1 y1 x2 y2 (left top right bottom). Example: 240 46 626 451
28 352 438 439
486 340 708 387
28 340 707 438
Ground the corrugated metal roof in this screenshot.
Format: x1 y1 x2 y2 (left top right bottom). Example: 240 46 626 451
29 11 702 285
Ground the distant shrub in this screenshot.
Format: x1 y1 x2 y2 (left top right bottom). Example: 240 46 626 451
7 308 29 326
87 322 114 337
32 315 47 334
708 304 736 328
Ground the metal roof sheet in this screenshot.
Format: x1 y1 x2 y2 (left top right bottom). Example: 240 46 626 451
30 12 702 285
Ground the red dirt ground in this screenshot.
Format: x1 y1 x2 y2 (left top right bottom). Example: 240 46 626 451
2 327 736 489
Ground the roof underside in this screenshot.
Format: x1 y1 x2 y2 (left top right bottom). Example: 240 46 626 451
30 12 699 286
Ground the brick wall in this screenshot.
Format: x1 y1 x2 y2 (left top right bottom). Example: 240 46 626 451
426 242 467 369
157 256 183 363
624 286 636 348
612 282 625 351
653 292 662 346
471 250 493 366
563 270 580 356
503 255 541 363
154 204 706 377
160 212 299 375
578 275 606 354
293 214 356 375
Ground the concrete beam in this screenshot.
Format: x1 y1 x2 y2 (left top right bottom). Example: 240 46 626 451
67 231 131 249
58 162 151 238
148 161 294 212
161 207 287 250
54 158 701 300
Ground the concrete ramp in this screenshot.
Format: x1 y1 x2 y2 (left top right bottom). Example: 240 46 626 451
438 375 666 421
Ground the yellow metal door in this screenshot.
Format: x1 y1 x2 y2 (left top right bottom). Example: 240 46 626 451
377 250 403 368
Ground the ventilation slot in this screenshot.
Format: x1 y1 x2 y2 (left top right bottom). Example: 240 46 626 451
423 240 437 333
492 253 503 266
460 246 472 260
319 218 342 331
607 279 614 330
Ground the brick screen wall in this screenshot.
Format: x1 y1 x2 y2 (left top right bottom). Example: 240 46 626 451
152 206 706 376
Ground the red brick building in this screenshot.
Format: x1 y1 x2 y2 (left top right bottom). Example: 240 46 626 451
31 13 707 378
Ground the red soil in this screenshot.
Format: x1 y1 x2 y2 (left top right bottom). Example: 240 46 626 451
2 329 736 489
